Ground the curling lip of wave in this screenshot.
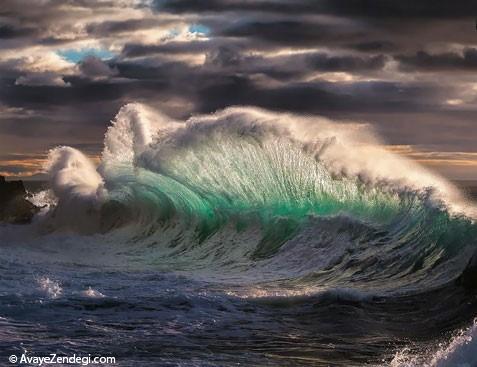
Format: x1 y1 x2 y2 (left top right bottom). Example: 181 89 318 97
44 102 474 223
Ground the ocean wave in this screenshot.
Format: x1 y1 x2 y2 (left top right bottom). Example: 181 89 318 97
3 104 477 366
40 103 474 231
4 104 463 305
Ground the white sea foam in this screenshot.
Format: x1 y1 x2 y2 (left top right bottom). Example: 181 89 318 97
27 189 57 218
390 319 477 367
80 287 105 298
100 102 180 174
45 146 104 202
36 276 62 299
27 189 56 208
225 286 374 301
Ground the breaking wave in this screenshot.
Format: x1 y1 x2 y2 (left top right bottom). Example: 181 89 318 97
35 104 477 285
25 103 477 365
43 103 473 226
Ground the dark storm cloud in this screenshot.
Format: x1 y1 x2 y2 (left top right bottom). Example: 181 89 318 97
157 0 476 19
397 49 477 72
0 81 124 108
306 53 386 72
0 24 37 39
79 56 117 78
1 0 477 177
155 0 476 53
318 0 476 19
228 51 387 80
155 0 318 14
195 77 443 115
120 42 386 81
15 72 68 87
348 41 395 52
220 19 361 46
121 40 222 58
103 53 443 115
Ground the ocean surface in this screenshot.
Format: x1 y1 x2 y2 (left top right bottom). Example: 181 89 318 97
1 104 477 366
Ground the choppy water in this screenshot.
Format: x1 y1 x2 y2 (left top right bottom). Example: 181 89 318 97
1 104 477 366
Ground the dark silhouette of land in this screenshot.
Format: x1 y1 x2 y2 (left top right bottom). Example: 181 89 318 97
0 176 39 223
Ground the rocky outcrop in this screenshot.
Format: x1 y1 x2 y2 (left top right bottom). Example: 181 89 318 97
0 176 40 224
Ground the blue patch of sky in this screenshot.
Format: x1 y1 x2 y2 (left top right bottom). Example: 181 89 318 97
57 48 115 63
189 24 210 35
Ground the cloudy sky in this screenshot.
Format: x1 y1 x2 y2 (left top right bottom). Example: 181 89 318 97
1 0 477 180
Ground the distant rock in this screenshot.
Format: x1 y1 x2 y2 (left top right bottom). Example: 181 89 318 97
0 176 40 224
